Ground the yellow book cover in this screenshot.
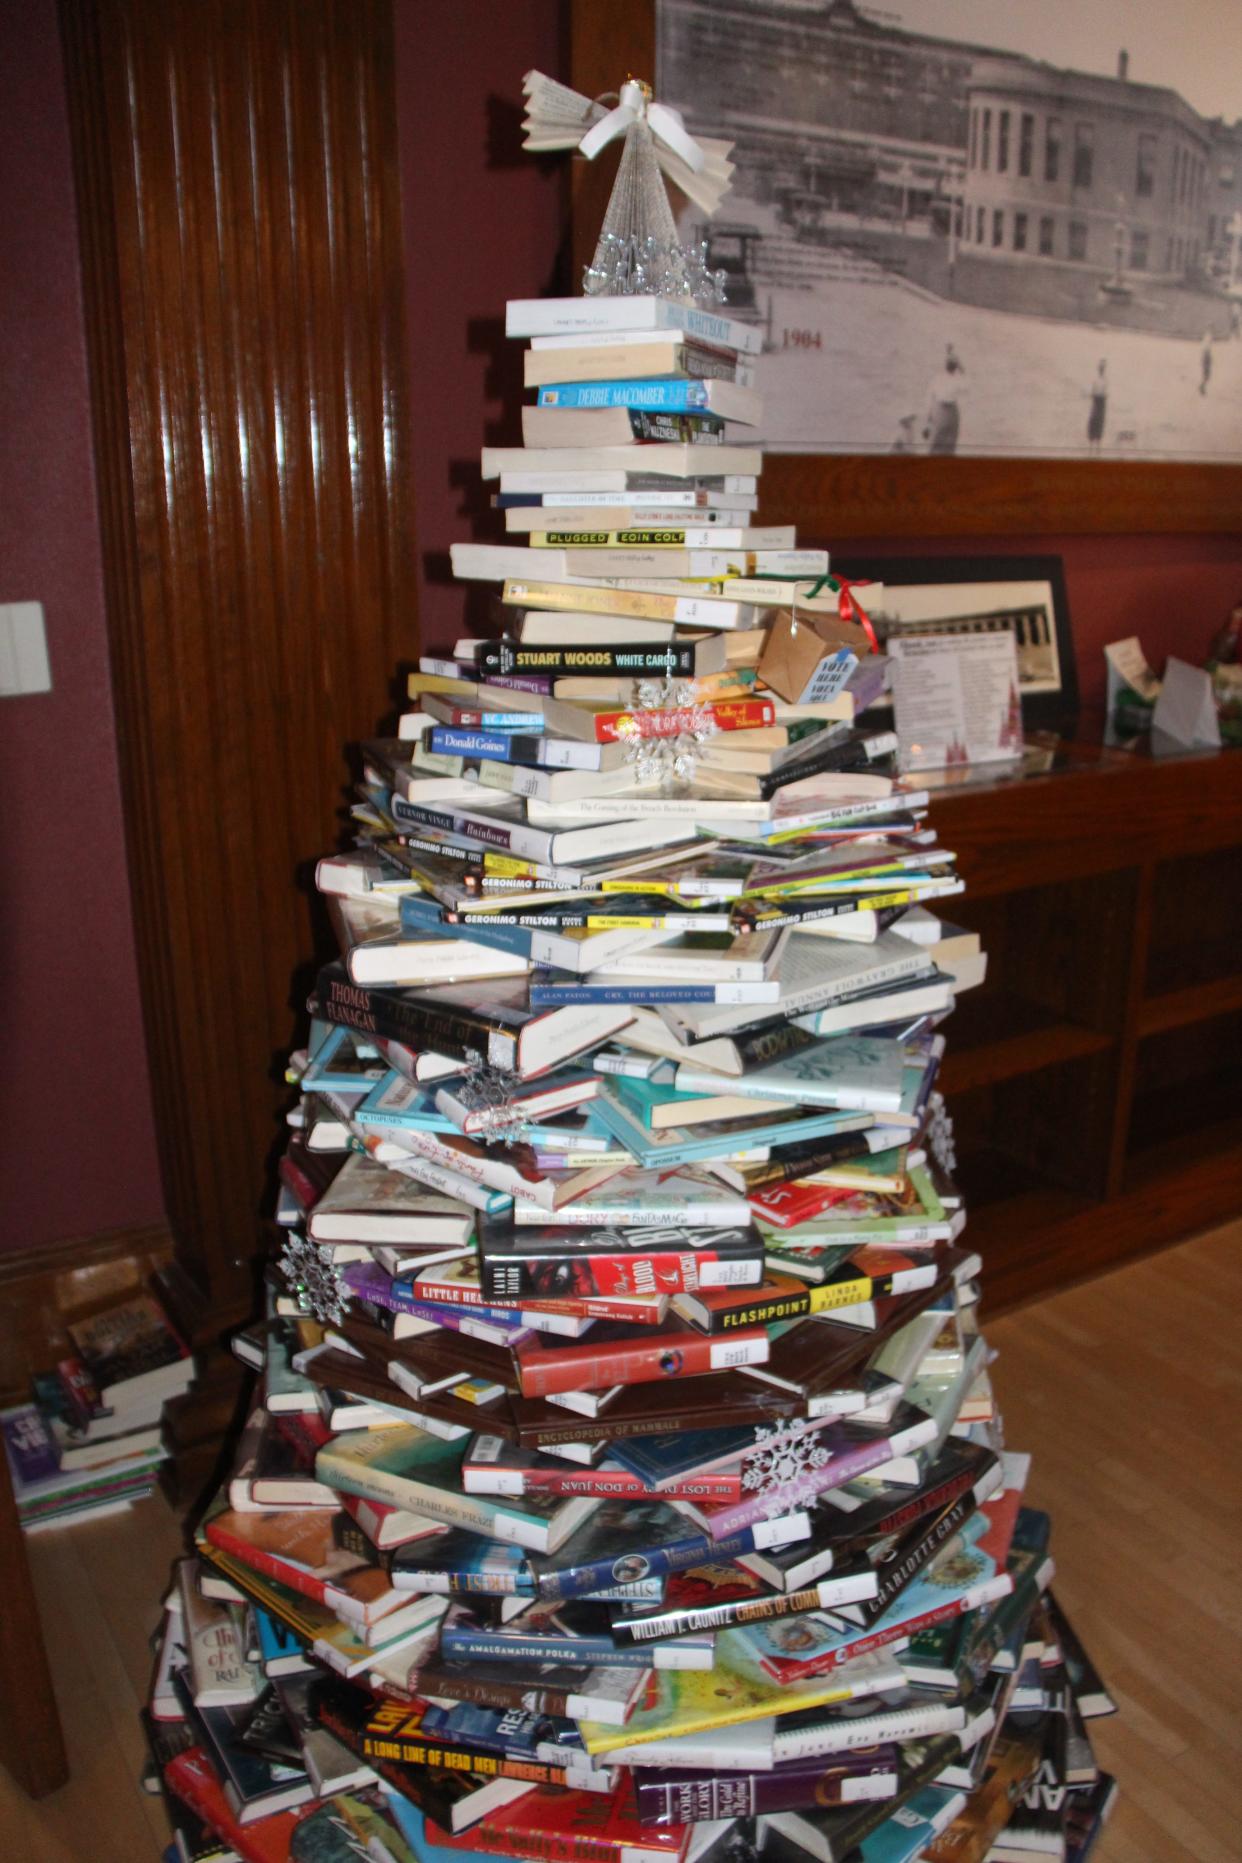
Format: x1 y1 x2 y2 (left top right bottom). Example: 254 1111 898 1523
575 1628 902 1756
502 579 747 624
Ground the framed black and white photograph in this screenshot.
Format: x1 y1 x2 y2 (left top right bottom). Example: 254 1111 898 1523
653 0 1242 463
832 552 1078 729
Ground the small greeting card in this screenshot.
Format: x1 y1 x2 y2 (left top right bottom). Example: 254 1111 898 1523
888 631 1023 772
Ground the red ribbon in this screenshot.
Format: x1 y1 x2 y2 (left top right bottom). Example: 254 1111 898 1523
830 575 879 655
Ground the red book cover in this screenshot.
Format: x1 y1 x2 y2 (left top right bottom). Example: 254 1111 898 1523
513 1320 769 1399
749 1183 856 1228
270 1409 334 1459
164 1747 313 1863
340 1491 447 1549
425 1777 690 1863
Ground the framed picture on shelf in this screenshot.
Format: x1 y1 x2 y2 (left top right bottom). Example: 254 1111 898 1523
567 0 1242 536
832 553 1078 732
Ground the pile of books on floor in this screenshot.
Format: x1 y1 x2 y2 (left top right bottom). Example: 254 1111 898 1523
1 1289 190 1531
145 287 1117 1861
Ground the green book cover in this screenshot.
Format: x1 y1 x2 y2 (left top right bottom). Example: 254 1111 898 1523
315 1425 597 1553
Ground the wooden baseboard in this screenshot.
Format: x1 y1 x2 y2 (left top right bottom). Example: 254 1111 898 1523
0 1222 174 1405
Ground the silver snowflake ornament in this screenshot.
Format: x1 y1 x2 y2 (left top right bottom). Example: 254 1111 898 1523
278 1231 351 1326
739 1421 833 1517
457 1050 527 1147
926 1091 958 1175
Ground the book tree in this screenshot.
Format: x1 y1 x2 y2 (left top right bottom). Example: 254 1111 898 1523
144 66 1118 1863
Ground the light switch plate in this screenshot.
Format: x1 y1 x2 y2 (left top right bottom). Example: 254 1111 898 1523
0 602 52 695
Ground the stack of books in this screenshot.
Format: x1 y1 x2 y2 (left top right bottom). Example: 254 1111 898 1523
1 1290 189 1530
145 291 1117 1862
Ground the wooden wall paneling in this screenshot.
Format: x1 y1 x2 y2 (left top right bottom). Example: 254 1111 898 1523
59 0 415 1403
571 0 1242 536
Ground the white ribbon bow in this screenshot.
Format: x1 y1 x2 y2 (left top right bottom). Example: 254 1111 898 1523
522 70 733 218
577 78 705 174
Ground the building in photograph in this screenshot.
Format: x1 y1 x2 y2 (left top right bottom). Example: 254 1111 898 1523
659 0 1242 331
959 52 1214 303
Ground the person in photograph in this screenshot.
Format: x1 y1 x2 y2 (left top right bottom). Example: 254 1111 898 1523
924 350 966 453
1086 359 1108 450
1200 331 1213 395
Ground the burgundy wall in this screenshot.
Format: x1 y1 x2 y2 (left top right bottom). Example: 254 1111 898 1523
395 0 568 653
0 2 164 1252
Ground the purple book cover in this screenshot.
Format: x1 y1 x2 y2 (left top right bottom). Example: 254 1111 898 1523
633 1745 901 1823
340 1262 532 1346
706 1411 939 1538
1 1404 61 1486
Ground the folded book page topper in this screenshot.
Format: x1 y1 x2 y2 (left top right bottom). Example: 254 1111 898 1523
522 69 735 300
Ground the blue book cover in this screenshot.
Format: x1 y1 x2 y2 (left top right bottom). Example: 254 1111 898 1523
528 972 741 1006
590 1080 870 1171
537 379 717 412
354 1071 459 1135
608 1422 772 1487
430 728 544 761
254 1607 313 1674
859 1784 964 1860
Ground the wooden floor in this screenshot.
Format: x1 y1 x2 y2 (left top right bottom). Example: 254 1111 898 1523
2 1223 1240 1860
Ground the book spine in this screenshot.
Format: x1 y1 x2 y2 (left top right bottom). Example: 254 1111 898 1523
529 981 731 1006
772 1702 964 1764
845 1492 984 1629
316 970 496 1066
861 1462 993 1543
515 1330 767 1399
613 1572 873 1645
742 1135 872 1189
404 1275 656 1326
438 1624 652 1668
480 1246 754 1302
632 1754 898 1823
502 580 747 627
535 1513 807 1603
358 1725 573 1787
536 380 717 411
478 641 702 678
430 729 545 761
689 1286 813 1332
311 1700 475 1825
413 1667 577 1716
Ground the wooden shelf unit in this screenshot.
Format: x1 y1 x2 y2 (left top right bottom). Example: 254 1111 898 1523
932 739 1242 1312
